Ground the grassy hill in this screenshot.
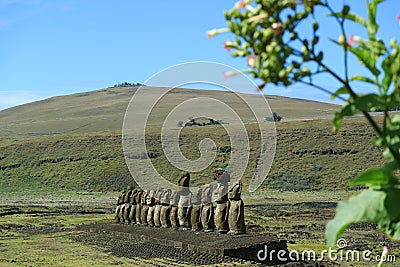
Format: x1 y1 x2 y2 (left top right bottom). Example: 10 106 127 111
0 86 383 193
0 86 338 140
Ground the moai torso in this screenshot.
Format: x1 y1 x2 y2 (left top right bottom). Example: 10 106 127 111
228 182 246 234
177 173 191 229
190 188 203 231
135 190 143 224
213 182 229 233
115 190 124 223
201 184 215 231
153 189 163 227
169 191 180 229
121 187 133 224
140 190 149 225
160 189 172 228
147 190 156 227
127 189 138 224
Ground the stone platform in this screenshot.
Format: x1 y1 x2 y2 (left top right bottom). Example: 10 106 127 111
77 223 288 265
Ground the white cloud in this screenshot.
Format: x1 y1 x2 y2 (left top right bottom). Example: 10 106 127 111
0 91 46 111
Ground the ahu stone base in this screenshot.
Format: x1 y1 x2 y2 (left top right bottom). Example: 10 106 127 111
77 223 288 265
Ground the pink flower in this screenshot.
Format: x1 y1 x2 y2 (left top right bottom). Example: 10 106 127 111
271 22 283 35
397 15 400 21
223 71 240 82
223 40 234 51
235 0 248 9
247 13 269 23
382 246 391 256
206 29 218 38
246 55 257 67
206 28 230 38
348 34 361 47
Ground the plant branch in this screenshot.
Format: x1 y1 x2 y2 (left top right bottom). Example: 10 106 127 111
298 80 347 101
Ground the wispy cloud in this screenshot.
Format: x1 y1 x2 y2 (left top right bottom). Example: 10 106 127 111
0 91 46 111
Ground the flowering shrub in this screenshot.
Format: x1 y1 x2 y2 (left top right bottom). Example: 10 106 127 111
209 0 400 247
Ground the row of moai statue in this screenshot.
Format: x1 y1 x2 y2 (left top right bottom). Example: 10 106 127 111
115 170 246 235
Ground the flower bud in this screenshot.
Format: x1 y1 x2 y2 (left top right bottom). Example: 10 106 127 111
223 40 235 51
246 55 257 67
338 34 346 45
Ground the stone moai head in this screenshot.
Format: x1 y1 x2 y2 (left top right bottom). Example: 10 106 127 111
228 182 242 201
201 184 212 204
146 189 156 205
213 168 230 184
161 189 172 205
170 191 180 206
155 188 163 204
191 188 203 205
141 190 148 204
135 189 143 203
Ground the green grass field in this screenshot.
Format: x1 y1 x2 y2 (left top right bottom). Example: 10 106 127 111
0 86 396 266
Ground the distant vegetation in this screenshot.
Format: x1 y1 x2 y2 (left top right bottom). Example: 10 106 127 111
178 118 225 127
112 82 144 87
265 112 282 122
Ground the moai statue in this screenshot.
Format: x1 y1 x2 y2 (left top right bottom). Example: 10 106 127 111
123 188 136 224
228 182 246 235
115 190 124 223
128 189 138 224
140 190 149 226
146 189 156 227
160 189 172 228
201 184 215 232
213 169 230 234
153 189 163 227
177 172 192 230
190 188 203 231
169 190 180 229
120 186 133 224
134 189 143 225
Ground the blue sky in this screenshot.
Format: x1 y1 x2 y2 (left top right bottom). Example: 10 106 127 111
0 0 399 110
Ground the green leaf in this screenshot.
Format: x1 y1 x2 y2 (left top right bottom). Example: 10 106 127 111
354 94 384 111
350 168 397 187
344 13 367 27
330 86 349 100
348 46 380 76
391 221 400 239
349 75 377 85
333 94 385 131
327 11 367 28
326 187 400 247
333 100 358 131
368 38 387 56
367 0 385 38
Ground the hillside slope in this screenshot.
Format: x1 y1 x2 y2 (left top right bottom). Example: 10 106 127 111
0 86 339 139
0 118 383 193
